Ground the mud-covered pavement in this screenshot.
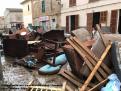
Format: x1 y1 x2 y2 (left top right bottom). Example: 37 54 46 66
0 55 67 91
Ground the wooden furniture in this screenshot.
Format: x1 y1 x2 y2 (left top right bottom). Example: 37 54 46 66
60 36 112 91
3 39 28 58
42 30 65 65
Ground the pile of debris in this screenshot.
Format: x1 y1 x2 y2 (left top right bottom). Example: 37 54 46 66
60 24 121 91
1 25 121 91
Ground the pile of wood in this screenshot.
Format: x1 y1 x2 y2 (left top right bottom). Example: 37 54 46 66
60 35 112 91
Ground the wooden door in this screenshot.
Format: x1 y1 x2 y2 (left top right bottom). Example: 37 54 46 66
75 15 79 30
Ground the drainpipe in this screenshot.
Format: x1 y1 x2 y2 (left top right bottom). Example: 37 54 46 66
50 0 53 30
38 0 41 26
31 0 34 25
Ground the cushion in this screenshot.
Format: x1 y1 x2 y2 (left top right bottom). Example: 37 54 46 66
46 54 67 66
38 64 61 75
55 54 67 65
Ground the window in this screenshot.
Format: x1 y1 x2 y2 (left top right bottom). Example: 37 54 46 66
52 19 55 22
28 5 29 11
100 11 107 23
69 0 76 7
42 0 45 13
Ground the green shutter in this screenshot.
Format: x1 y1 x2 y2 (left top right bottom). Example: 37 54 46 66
42 0 45 13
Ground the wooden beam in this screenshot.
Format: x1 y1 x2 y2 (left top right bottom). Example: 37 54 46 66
60 69 83 87
96 24 106 48
89 78 108 91
80 43 111 91
64 70 95 88
73 37 111 74
62 82 66 91
67 39 103 82
70 37 108 79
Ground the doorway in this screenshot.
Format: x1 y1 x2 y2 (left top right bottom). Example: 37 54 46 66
118 10 121 34
93 12 100 29
71 15 76 31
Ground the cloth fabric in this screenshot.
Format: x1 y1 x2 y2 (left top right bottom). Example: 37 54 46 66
25 56 37 67
101 74 121 91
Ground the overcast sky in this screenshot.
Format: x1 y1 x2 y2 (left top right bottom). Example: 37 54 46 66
0 0 22 16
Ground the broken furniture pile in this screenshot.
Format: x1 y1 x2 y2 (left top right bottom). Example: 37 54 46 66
62 36 111 91
60 25 121 90
2 25 121 90
2 30 67 75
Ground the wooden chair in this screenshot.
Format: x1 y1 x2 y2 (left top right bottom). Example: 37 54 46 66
42 30 66 66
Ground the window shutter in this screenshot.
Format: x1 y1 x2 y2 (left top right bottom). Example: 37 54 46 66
110 10 118 33
42 0 45 13
73 0 76 6
100 11 107 23
66 16 69 33
87 13 93 32
69 0 76 7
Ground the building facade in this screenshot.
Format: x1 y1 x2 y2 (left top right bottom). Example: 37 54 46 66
4 8 23 32
61 0 121 33
33 0 40 26
21 0 33 27
0 16 5 31
39 0 61 31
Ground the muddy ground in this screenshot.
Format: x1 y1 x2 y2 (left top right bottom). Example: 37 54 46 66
0 55 73 91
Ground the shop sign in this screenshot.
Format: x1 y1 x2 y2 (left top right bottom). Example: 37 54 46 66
39 16 49 21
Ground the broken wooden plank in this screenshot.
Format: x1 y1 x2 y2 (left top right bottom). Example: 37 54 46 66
80 43 111 91
64 70 81 82
66 85 73 91
67 39 103 82
30 88 34 91
71 37 108 79
96 24 106 48
89 78 108 91
64 70 95 88
28 86 63 91
59 69 83 87
62 82 66 91
73 37 111 74
35 88 38 91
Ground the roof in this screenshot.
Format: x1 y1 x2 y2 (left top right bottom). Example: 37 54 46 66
21 0 31 4
6 8 23 12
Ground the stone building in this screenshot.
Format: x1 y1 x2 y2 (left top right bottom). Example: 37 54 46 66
39 0 61 31
61 0 121 34
4 8 23 32
0 16 5 32
21 0 61 31
21 0 33 27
